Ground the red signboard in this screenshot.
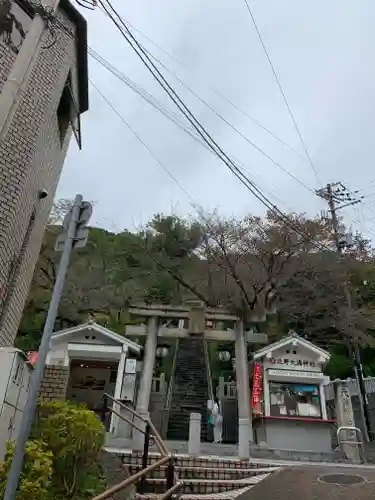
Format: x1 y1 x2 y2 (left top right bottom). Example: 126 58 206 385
27 351 38 365
251 362 263 415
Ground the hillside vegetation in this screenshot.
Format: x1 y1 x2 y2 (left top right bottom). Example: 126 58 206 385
17 202 375 378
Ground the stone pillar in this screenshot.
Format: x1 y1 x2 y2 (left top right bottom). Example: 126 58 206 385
110 347 127 435
39 365 69 400
188 413 201 456
333 379 361 463
133 316 159 450
235 320 251 459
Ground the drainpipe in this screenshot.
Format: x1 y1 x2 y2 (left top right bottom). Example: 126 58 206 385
0 0 60 143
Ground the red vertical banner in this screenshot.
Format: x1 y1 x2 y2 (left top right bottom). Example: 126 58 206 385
251 362 263 415
27 351 38 365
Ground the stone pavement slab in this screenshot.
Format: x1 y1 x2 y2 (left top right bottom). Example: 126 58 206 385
236 466 375 500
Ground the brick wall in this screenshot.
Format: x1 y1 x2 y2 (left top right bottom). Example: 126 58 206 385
0 1 85 346
39 365 69 400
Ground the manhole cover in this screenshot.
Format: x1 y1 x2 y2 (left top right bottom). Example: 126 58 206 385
319 474 366 486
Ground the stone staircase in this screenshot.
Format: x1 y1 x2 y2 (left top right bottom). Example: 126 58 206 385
120 451 280 500
167 338 210 442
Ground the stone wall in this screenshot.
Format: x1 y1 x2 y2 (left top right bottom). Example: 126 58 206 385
149 392 166 435
39 365 69 400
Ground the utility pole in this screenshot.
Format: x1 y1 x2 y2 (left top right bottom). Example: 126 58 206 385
316 183 372 440
4 194 92 500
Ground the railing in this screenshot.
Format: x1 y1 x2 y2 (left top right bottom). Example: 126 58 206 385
216 378 237 399
161 339 180 439
94 394 183 500
337 426 366 463
203 340 214 404
152 373 167 394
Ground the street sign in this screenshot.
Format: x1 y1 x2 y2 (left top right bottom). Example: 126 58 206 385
78 201 92 225
73 227 89 248
54 233 66 252
55 227 89 252
55 200 92 252
62 207 72 231
62 200 92 230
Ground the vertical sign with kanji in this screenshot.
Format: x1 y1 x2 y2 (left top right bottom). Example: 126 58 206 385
252 362 263 415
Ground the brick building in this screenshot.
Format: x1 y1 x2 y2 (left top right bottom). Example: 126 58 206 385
0 0 88 345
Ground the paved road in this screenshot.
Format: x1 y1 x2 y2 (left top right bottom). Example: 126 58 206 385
237 466 375 500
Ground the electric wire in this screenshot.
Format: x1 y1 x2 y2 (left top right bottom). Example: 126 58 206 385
89 79 197 205
53 16 293 216
59 2 330 253
89 47 314 195
97 3 312 166
97 0 330 252
148 52 315 195
90 78 294 215
88 49 290 206
242 0 322 186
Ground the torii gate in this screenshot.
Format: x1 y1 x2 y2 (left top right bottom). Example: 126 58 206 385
125 303 269 457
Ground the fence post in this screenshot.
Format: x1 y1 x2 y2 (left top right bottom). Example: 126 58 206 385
139 422 151 494
188 413 201 456
166 456 175 491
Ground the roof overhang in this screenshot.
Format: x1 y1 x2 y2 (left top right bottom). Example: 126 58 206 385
68 343 123 360
52 321 142 355
253 333 330 364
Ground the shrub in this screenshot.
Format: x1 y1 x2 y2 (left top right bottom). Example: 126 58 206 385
32 400 105 497
0 440 53 500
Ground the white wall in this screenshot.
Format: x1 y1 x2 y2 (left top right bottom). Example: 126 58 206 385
46 332 121 365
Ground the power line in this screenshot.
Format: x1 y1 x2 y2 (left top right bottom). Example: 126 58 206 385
148 52 315 195
90 46 314 195
89 79 196 205
242 0 322 186
89 48 289 204
54 15 292 215
96 3 311 164
96 0 330 253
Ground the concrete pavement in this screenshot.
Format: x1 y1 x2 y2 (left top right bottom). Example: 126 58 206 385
237 466 375 500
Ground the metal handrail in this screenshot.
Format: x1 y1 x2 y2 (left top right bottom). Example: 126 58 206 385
203 339 214 403
104 393 167 456
159 482 183 500
162 338 179 438
337 426 366 463
107 407 149 436
92 455 170 500
100 393 181 500
104 393 147 422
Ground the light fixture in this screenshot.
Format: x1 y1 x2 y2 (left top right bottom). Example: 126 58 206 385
218 350 231 362
156 345 169 359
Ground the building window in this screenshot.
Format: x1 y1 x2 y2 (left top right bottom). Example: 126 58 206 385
57 72 82 149
268 381 322 419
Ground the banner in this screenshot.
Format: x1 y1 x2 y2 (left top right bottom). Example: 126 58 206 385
252 362 263 415
27 351 38 365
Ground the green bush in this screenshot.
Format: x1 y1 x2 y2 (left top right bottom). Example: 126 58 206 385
32 400 105 497
0 440 53 500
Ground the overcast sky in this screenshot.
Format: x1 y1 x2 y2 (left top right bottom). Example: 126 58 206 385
57 0 375 237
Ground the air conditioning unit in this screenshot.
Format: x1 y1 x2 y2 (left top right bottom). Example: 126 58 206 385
0 348 33 460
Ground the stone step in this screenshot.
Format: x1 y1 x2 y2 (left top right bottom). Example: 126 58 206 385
121 451 280 470
124 463 279 480
140 474 270 494
136 485 254 500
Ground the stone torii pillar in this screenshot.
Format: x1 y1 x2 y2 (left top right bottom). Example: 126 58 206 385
132 316 159 450
235 320 251 459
